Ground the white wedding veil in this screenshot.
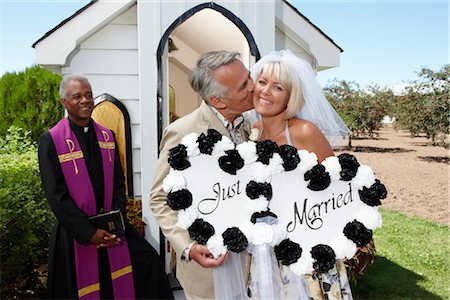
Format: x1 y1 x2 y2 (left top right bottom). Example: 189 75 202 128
246 49 350 148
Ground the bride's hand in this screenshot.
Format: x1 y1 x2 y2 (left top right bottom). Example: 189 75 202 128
189 243 228 268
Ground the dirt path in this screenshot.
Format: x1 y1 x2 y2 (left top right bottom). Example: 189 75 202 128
335 125 449 225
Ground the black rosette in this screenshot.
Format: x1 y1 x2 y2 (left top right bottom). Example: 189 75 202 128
359 179 387 206
167 189 192 210
279 144 300 171
218 149 244 175
188 219 215 245
168 144 190 170
343 220 373 247
304 165 331 191
274 238 302 266
246 180 273 200
197 129 223 155
338 153 360 181
311 244 336 273
256 140 279 165
222 227 248 253
250 210 278 224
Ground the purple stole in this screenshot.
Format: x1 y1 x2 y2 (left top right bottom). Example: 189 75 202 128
49 118 135 299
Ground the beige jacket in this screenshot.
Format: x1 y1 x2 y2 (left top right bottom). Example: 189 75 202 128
150 101 251 298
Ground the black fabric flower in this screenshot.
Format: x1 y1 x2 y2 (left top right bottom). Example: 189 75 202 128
218 149 244 175
359 179 388 206
279 144 300 171
222 227 248 253
343 220 373 247
188 218 215 245
304 165 331 191
274 238 302 266
167 189 192 210
256 140 279 165
197 129 223 155
246 180 273 200
250 210 278 224
311 244 336 273
338 153 360 181
168 144 190 170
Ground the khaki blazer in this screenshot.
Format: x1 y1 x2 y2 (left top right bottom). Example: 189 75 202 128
150 101 251 298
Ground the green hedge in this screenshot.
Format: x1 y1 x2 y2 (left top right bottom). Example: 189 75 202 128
0 131 54 298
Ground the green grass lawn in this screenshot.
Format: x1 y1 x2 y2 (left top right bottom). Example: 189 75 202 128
351 208 449 300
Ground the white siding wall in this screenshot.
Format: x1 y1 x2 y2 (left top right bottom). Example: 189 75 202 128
62 5 142 197
275 26 316 67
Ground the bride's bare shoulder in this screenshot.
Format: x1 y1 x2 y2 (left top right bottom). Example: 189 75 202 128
289 118 320 136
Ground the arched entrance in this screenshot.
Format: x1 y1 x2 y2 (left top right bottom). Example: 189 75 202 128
155 1 260 274
156 2 260 142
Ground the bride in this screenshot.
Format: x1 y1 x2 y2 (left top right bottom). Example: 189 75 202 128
246 49 352 300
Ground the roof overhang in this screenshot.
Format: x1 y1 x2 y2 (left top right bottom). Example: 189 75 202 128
277 0 343 71
33 0 135 68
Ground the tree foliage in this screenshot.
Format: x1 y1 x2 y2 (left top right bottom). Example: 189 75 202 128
393 65 449 145
324 80 394 146
0 66 63 140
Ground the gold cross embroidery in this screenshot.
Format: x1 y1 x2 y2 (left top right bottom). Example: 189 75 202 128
99 130 115 163
58 139 83 175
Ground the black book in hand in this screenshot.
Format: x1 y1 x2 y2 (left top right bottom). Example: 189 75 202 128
88 210 125 237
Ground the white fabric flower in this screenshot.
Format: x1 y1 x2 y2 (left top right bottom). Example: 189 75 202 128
181 132 200 157
176 206 198 229
246 196 269 214
290 252 314 275
249 128 261 142
297 150 318 173
270 224 288 247
236 141 257 164
239 221 254 242
322 156 342 182
268 153 285 176
356 206 383 230
251 222 273 245
352 165 376 189
250 162 273 183
207 234 227 258
330 233 358 260
212 136 235 156
162 170 186 193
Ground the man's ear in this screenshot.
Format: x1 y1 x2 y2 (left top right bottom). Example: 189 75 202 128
60 98 67 108
209 96 226 109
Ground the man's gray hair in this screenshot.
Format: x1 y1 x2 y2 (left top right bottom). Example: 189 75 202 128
59 74 91 99
189 51 240 103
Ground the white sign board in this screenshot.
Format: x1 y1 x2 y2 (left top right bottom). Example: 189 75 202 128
164 133 384 274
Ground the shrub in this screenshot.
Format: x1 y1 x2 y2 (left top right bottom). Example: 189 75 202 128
0 126 36 154
0 128 54 298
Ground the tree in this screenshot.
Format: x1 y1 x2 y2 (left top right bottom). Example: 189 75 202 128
324 80 393 146
394 65 449 145
0 66 63 140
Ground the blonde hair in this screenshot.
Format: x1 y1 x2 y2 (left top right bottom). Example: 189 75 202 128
254 60 303 119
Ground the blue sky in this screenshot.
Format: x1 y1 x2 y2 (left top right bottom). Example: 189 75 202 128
0 0 448 89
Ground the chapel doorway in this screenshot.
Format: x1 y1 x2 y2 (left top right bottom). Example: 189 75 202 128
156 1 260 274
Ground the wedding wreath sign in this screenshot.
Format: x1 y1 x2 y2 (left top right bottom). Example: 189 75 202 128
163 129 387 276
